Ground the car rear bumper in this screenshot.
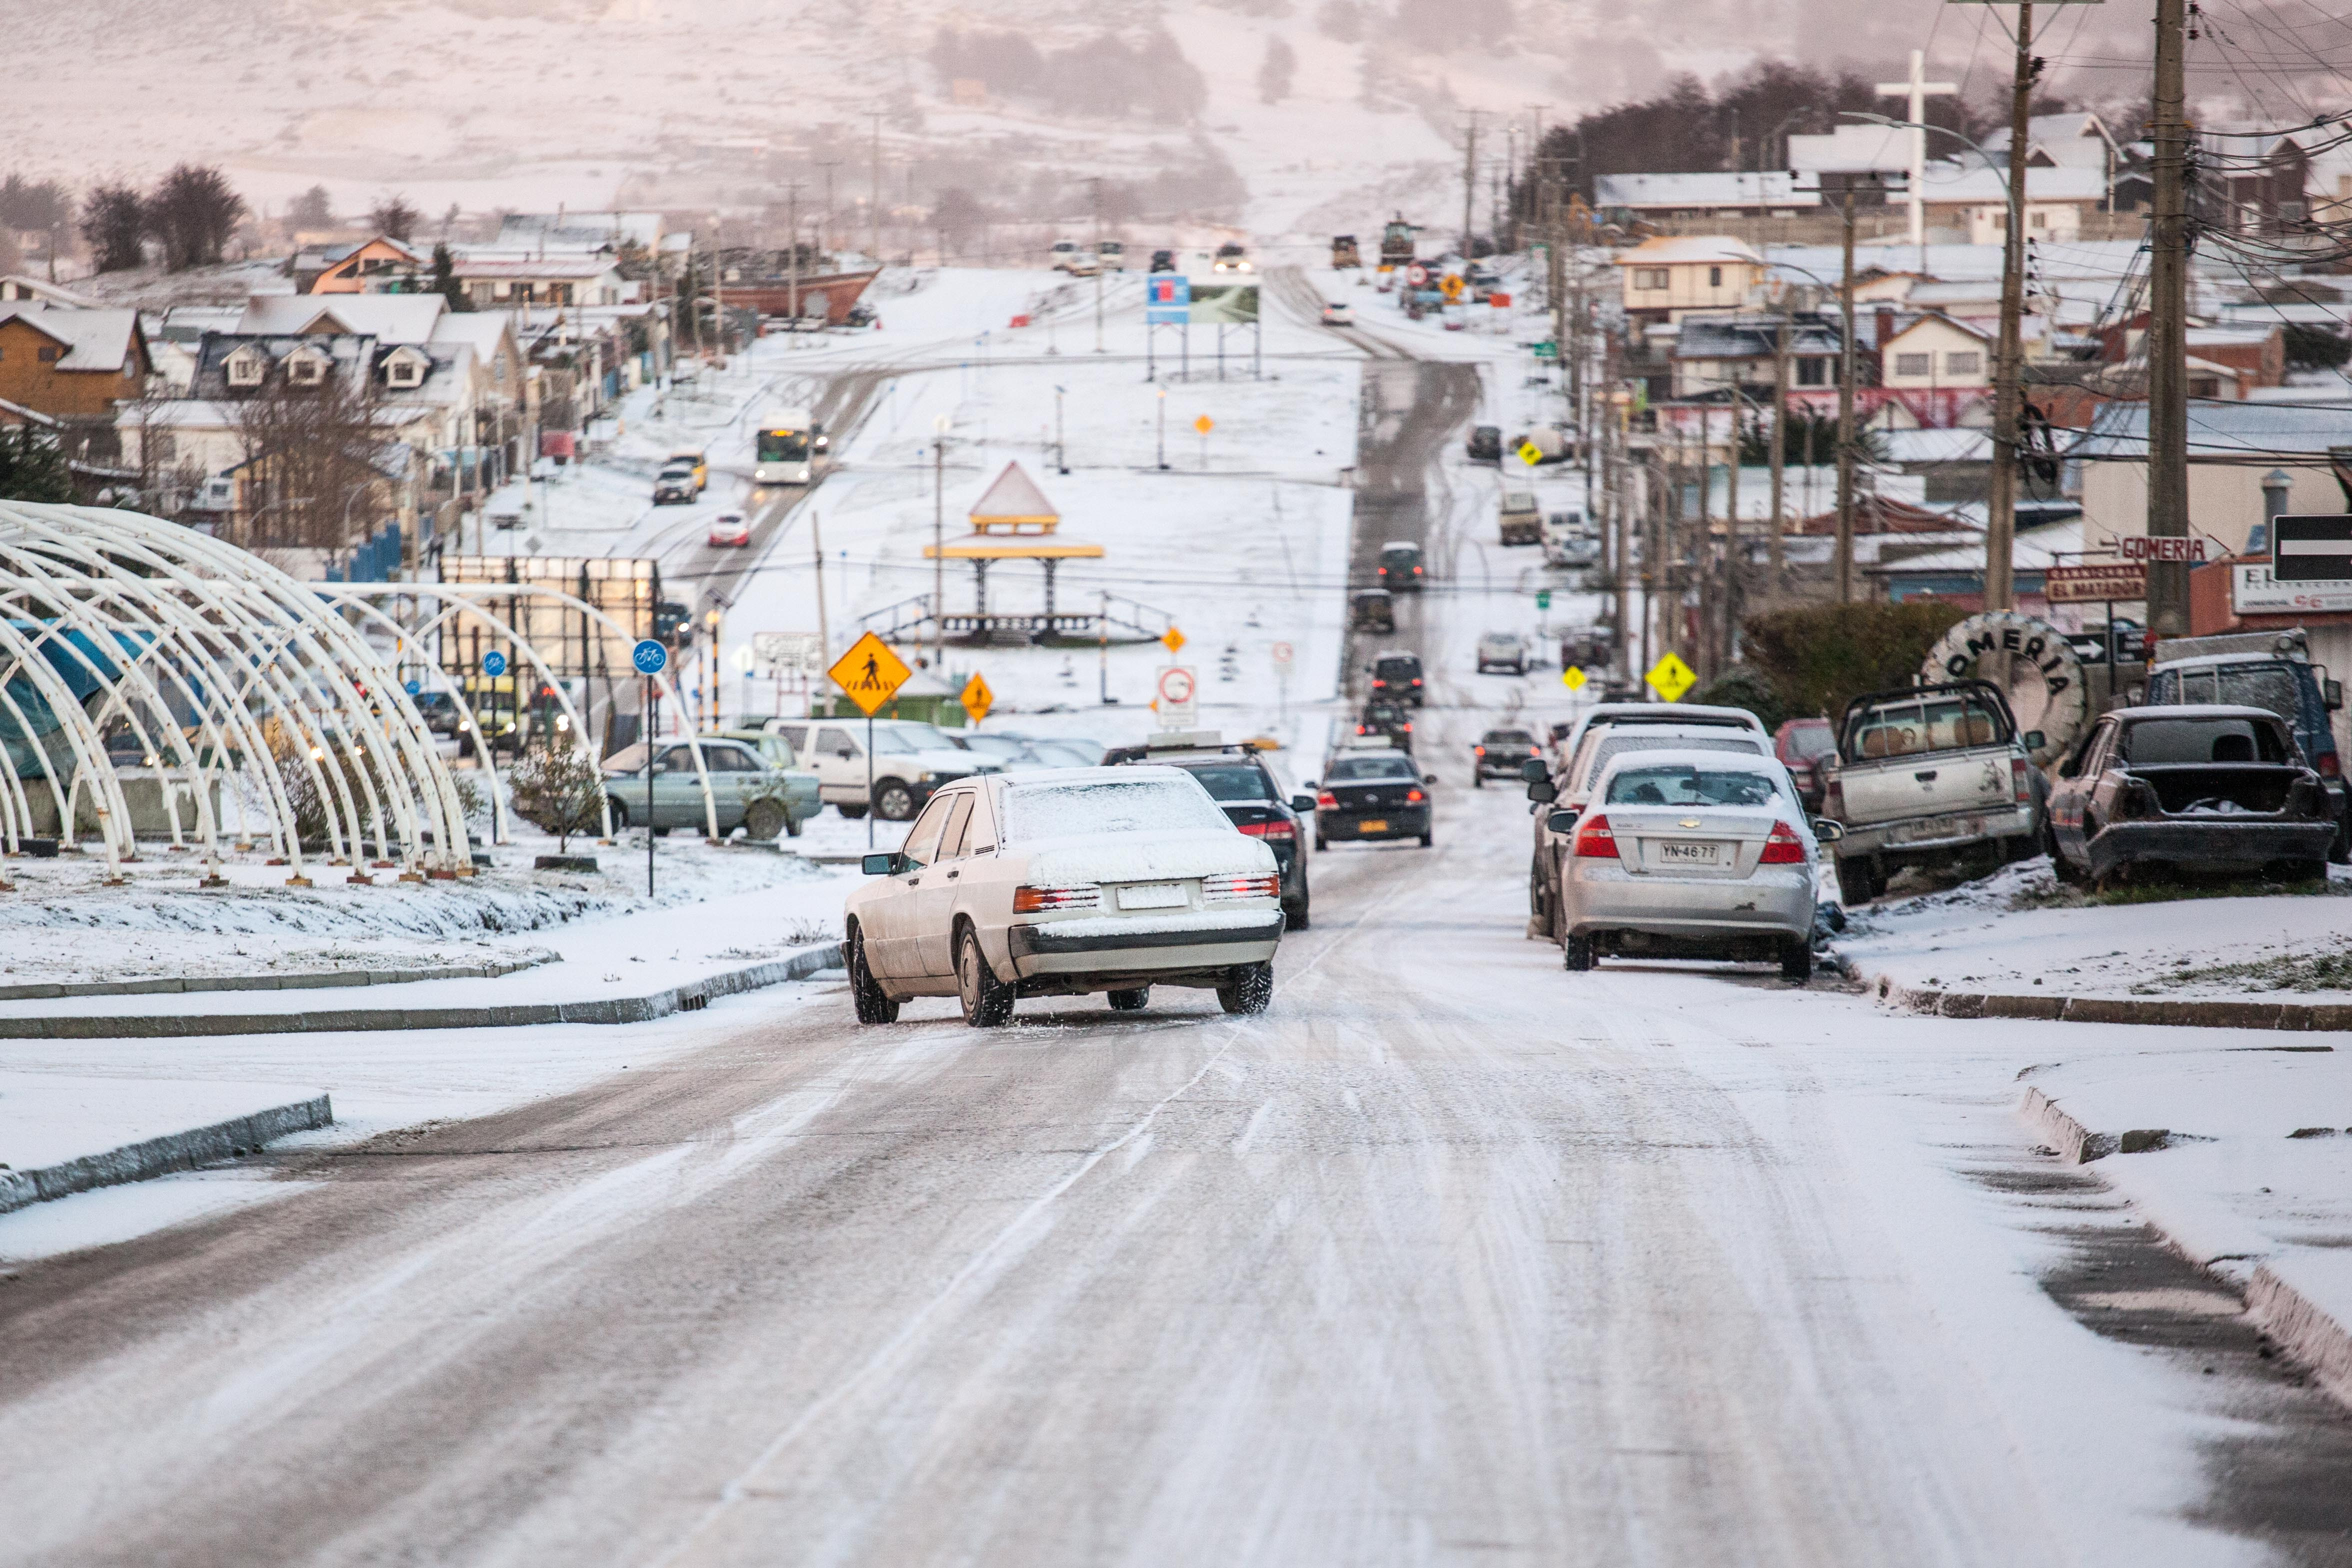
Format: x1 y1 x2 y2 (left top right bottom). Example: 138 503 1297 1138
2088 819 2334 875
1566 864 1814 944
1838 804 2034 860
1318 808 1428 840
1008 910 1283 979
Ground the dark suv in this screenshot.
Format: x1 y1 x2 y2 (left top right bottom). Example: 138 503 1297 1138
1466 425 1502 464
1358 698 1414 752
1102 733 1314 928
1370 650 1424 706
1378 542 1426 592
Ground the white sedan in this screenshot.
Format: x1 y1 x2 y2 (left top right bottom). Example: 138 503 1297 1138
844 766 1284 1026
1550 750 1840 982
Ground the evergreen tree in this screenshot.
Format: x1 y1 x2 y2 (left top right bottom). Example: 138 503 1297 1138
0 424 76 503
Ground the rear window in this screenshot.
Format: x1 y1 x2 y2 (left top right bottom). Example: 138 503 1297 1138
1327 756 1416 780
1606 765 1784 808
1580 733 1764 790
1782 722 1836 762
1180 763 1273 802
1374 656 1420 676
2126 718 2288 765
1846 694 2008 759
2169 664 2304 726
1482 731 1534 747
1002 776 1229 840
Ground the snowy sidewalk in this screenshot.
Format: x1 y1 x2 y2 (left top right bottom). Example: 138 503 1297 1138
0 1071 332 1216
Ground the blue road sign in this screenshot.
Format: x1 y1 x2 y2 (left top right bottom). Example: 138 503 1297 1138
481 650 508 678
404 678 421 695
632 638 668 676
1146 275 1190 324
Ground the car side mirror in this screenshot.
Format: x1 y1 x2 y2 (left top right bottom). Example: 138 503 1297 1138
2021 730 2044 752
860 851 910 876
1546 808 1579 834
1424 774 1438 786
2328 679 2344 712
1812 818 1846 842
1526 778 1558 804
837 748 854 760
1519 758 1548 784
1290 794 1317 812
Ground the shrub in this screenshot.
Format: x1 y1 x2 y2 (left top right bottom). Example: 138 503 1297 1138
1687 666 1789 732
510 737 605 852
1740 601 1972 724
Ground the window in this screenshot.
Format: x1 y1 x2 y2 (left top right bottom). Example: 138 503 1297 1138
2028 210 2047 228
36 346 58 363
2126 718 2284 766
1797 358 1828 386
938 793 976 860
1944 351 1982 376
900 795 954 866
1000 776 1228 842
1635 267 1670 290
226 352 264 387
814 727 857 758
384 354 424 389
2190 376 2220 398
1181 764 1274 802
1894 352 1932 377
1604 764 1782 808
1706 266 1722 288
288 354 326 386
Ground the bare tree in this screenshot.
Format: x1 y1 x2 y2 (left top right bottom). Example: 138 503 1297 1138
80 182 147 272
286 184 334 231
148 164 246 271
230 355 391 554
368 194 420 240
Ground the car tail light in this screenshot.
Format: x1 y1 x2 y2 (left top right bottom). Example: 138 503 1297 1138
1760 822 1808 864
2012 758 2031 802
1410 678 1422 686
1356 724 1370 735
1474 746 1487 756
1013 884 1100 912
2322 752 2342 779
1202 872 1280 902
1573 814 1618 858
1236 819 1294 840
1406 788 1424 803
1824 775 1845 818
1402 722 1412 732
1316 790 1337 810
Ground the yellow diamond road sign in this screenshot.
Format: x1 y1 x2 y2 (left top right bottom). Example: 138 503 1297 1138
1562 665 1588 692
960 672 994 723
828 631 913 717
1194 415 1214 436
1160 624 1188 656
1646 652 1697 703
1518 442 1544 466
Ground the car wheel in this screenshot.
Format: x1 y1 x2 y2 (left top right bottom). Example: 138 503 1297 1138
1286 896 1310 931
1563 934 1595 972
848 927 898 1024
1418 830 1432 848
1216 960 1274 1016
1473 773 1484 788
652 826 672 838
1834 855 1876 907
954 924 1015 1028
2042 821 2085 885
875 780 918 822
607 800 630 830
2332 813 2351 866
837 802 868 820
2291 858 2330 886
1780 940 1812 984
1107 987 1150 1012
744 800 788 842
783 808 804 838
1315 836 1328 852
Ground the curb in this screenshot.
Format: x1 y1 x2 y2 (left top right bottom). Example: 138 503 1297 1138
0 954 555 1004
0 1094 333 1216
0 944 844 1041
1870 972 2352 1032
2018 1086 2352 1412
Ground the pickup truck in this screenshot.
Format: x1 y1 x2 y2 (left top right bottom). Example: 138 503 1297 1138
1498 489 1541 546
1820 680 2042 904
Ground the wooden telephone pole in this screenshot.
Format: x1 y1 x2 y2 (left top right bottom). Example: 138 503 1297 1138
2146 0 2193 634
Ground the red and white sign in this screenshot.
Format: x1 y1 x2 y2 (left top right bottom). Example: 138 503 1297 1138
2119 535 2208 564
1270 640 1294 666
2234 564 2352 615
1405 263 1430 288
1154 664 1198 728
2044 562 2147 604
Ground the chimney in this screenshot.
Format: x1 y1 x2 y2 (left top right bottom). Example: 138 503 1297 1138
1875 304 1896 352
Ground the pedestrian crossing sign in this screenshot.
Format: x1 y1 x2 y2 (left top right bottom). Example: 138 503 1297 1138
1518 442 1544 466
1562 666 1587 692
829 632 912 717
1646 652 1696 702
960 672 994 723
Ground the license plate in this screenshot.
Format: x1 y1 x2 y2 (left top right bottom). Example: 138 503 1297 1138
1357 818 1388 833
1653 840 1725 866
1117 882 1186 910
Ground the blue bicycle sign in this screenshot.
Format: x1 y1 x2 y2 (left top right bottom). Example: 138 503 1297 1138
632 638 668 676
480 650 508 678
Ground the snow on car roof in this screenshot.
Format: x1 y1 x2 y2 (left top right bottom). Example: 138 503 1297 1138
1593 746 1784 779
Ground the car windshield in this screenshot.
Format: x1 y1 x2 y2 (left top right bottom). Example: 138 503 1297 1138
1326 756 1417 781
868 724 939 756
602 742 650 774
1581 734 1763 788
2172 664 2304 726
1606 765 1784 808
2126 717 2287 764
957 734 1029 761
1182 764 1272 802
1002 776 1230 840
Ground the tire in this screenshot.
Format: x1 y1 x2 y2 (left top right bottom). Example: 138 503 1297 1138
2042 820 2086 886
2332 812 2350 866
606 800 630 830
954 924 1014 1028
874 780 918 822
1780 940 1812 984
1286 897 1310 931
1474 774 1484 788
1315 836 1328 852
784 808 804 838
652 826 672 838
848 928 898 1024
1563 934 1594 972
1216 960 1274 1016
1107 987 1150 1012
1834 854 1875 907
2291 858 2330 886
1418 830 1433 848
744 800 788 841
836 802 868 820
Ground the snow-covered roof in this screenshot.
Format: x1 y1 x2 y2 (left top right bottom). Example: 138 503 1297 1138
1673 314 1844 360
1874 514 2085 574
237 294 446 345
426 312 514 359
1612 236 1764 268
1594 172 1816 212
445 251 618 280
2076 400 2352 460
1880 427 1992 464
0 305 144 371
1914 164 2108 204
1982 112 2118 171
0 274 94 308
1786 124 1910 176
969 461 1060 528
494 211 664 252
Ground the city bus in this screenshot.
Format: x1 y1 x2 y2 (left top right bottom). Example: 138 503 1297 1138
752 406 826 485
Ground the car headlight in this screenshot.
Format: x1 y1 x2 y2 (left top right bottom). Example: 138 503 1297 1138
917 770 936 783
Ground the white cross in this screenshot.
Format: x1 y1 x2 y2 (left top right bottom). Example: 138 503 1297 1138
1876 50 1960 256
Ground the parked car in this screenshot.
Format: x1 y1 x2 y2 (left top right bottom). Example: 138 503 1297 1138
1820 680 2040 904
1049 240 1082 272
1772 716 1837 814
652 463 699 504
1148 249 1177 273
1476 631 1530 675
1357 698 1414 752
2146 628 2346 861
600 736 801 837
1377 541 1425 592
1309 750 1435 849
1320 301 1354 326
1369 650 1424 706
1350 590 1395 634
711 727 822 834
1558 626 1615 672
1473 728 1542 786
1466 425 1503 464
1540 749 1834 981
844 768 1284 1024
707 512 752 548
1498 489 1541 546
1102 732 1313 928
2044 704 2334 888
665 449 708 491
1542 512 1600 570
756 718 996 820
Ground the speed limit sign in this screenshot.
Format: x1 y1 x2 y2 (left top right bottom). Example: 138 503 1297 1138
1154 664 1198 728
1406 263 1430 288
1270 640 1294 666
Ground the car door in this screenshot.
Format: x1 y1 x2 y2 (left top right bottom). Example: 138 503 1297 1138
2055 722 2114 862
704 742 764 830
648 744 698 828
870 794 954 980
812 724 862 804
914 790 979 976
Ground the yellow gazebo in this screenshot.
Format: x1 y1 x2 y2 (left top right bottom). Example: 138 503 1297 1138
923 461 1104 638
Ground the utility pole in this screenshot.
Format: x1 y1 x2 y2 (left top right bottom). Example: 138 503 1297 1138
1835 182 1860 603
810 510 828 688
1770 288 1791 589
868 113 884 262
710 212 724 362
1089 177 1106 354
783 182 803 323
817 160 841 255
2147 0 2192 635
1982 0 2036 614
932 419 948 667
1461 111 1481 257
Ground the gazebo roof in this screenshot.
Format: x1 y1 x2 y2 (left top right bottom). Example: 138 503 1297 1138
924 536 1104 560
969 461 1060 533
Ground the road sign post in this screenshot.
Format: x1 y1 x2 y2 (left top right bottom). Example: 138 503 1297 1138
828 632 914 848
1271 639 1293 727
632 638 668 895
479 650 512 846
1154 665 1198 730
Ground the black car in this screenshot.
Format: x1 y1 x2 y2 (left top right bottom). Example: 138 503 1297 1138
1378 542 1425 592
1310 751 1436 848
1148 249 1176 272
1466 424 1502 464
1101 736 1314 928
1357 698 1414 752
1472 728 1542 786
1369 650 1424 706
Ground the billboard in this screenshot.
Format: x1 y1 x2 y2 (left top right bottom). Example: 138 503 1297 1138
1145 275 1190 324
1188 282 1258 325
